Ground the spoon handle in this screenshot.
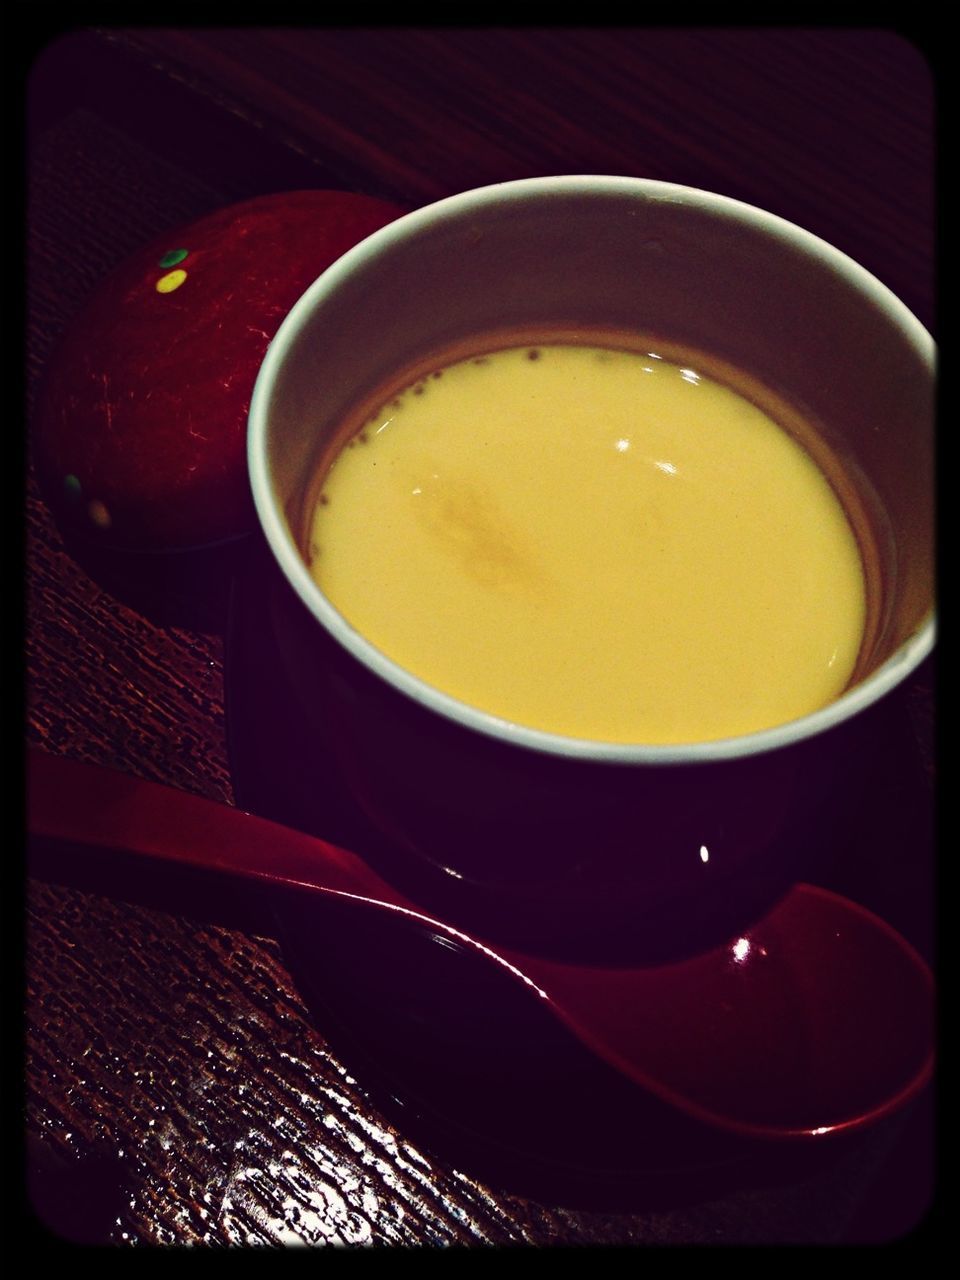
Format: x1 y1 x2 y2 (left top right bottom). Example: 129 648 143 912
26 748 935 1139
27 748 419 914
27 749 556 1030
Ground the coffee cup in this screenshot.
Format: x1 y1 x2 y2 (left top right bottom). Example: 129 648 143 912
248 176 934 960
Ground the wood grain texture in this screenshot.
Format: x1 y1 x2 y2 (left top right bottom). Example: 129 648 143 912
25 27 935 1246
99 26 934 328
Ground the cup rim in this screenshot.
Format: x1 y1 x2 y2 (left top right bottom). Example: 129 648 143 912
248 174 936 764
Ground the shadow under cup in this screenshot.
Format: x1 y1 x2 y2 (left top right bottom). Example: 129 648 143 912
249 177 934 961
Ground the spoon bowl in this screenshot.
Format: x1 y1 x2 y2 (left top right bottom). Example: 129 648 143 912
27 749 933 1141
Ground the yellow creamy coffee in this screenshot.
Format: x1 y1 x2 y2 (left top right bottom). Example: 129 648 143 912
306 339 867 744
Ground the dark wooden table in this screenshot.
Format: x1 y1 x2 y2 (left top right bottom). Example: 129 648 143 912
25 27 935 1246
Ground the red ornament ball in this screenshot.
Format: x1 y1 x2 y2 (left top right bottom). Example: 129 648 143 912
34 190 408 551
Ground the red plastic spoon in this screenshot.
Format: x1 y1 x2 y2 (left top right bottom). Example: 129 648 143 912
27 749 933 1141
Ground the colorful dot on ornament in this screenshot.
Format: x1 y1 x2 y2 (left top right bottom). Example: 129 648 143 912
88 499 112 529
158 248 189 268
64 474 82 500
156 268 188 294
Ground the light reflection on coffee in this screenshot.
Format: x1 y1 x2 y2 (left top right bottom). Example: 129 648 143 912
304 329 871 745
